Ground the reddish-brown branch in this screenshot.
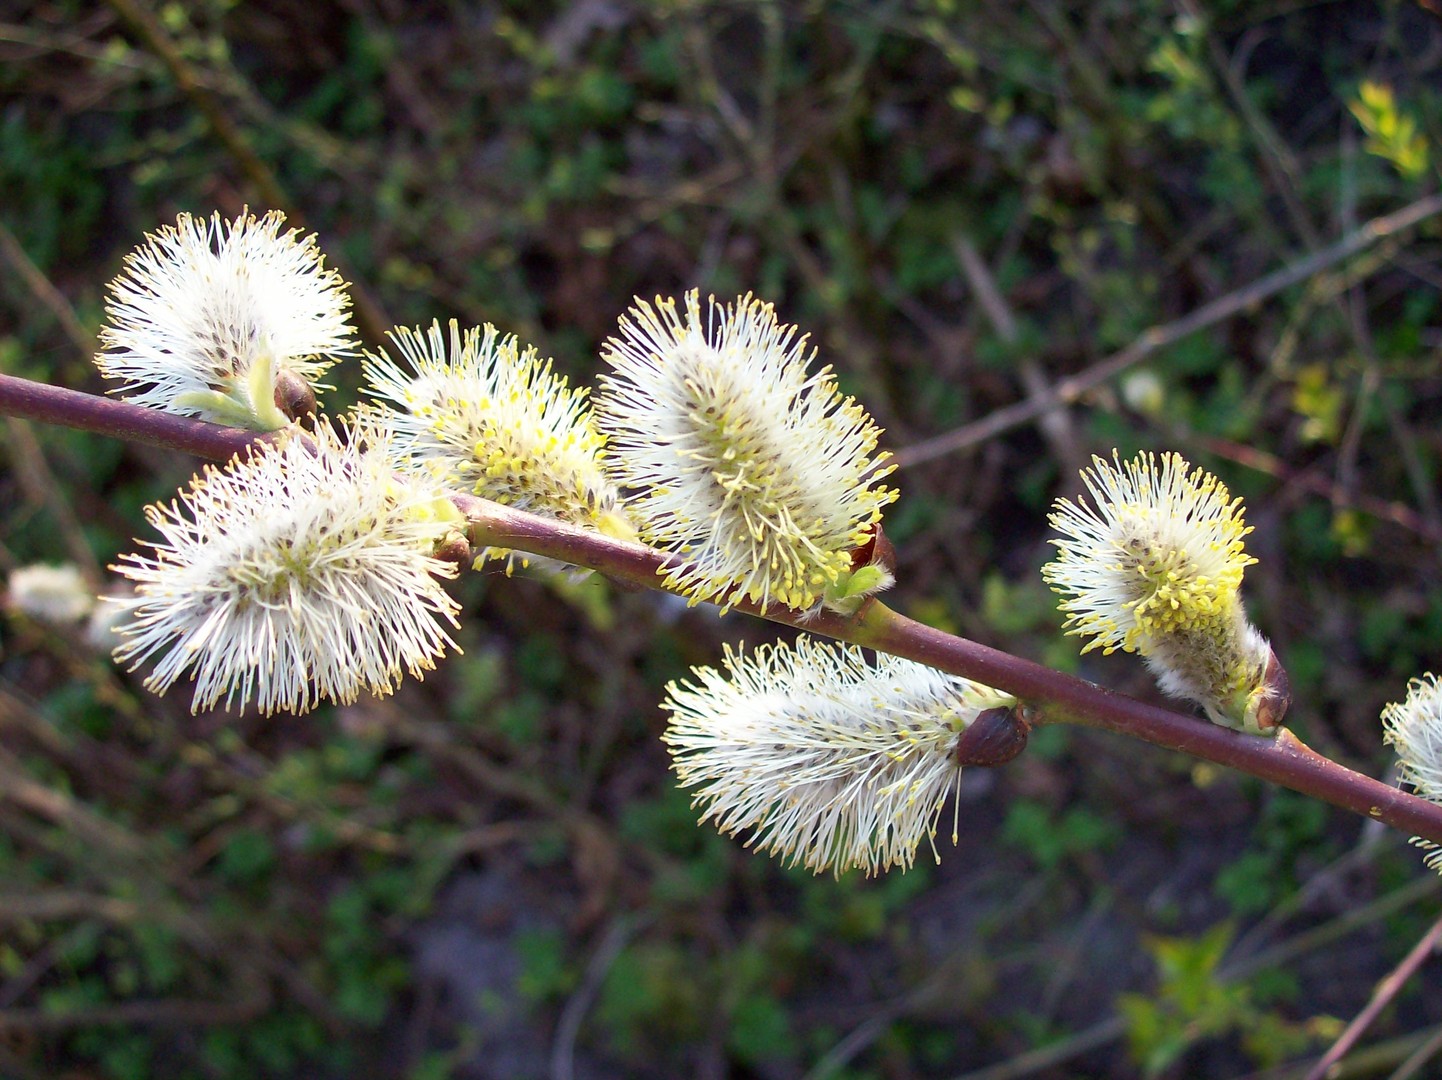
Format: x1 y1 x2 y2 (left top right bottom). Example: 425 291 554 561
0 375 260 461
5 373 1442 847
456 499 1442 846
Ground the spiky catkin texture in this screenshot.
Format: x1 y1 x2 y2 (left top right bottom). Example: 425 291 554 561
663 635 1014 876
109 418 461 714
363 320 633 565
1043 451 1278 734
597 291 896 613
1382 674 1442 872
95 209 355 429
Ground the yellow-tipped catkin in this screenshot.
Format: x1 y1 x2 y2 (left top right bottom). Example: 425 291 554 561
596 290 896 613
95 210 355 430
1043 451 1285 735
109 417 461 715
663 635 1014 876
363 319 634 566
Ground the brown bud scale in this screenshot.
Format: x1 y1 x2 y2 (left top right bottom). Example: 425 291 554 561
955 704 1030 767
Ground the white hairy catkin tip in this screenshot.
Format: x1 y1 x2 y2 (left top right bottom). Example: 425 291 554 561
663 635 1014 876
109 417 462 715
96 209 355 429
1383 674 1442 872
596 290 896 613
362 319 633 564
1043 450 1281 734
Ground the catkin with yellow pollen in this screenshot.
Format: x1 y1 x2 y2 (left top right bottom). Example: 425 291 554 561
95 209 355 430
362 320 635 566
1043 451 1288 735
663 635 1016 876
595 290 897 613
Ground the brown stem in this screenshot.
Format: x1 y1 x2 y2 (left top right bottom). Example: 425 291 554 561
853 606 1442 844
0 374 261 460
4 374 1441 847
456 496 1442 847
1302 914 1442 1080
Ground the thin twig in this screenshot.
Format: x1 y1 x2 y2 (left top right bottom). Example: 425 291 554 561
0 219 95 355
550 915 646 1080
0 374 261 460
1391 1026 1442 1080
895 193 1442 468
946 873 1441 1080
1302 915 1442 1080
1193 434 1442 543
951 233 1079 469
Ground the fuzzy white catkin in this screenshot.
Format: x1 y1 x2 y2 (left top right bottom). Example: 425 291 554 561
663 636 1013 876
109 418 461 714
1044 451 1277 734
597 291 896 613
1382 673 1442 872
362 319 632 562
6 563 95 625
96 209 355 425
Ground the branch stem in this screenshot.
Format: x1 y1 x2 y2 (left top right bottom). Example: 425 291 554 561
0 375 260 461
895 192 1442 467
5 373 1441 847
456 495 1442 847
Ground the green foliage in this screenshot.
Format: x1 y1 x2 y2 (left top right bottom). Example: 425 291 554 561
596 939 707 1053
3 2 1440 1076
514 927 575 1002
1119 925 1319 1075
797 863 934 944
1214 791 1331 917
1001 801 1121 871
1350 81 1430 181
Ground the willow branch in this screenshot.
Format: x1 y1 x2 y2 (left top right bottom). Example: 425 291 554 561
4 373 1441 846
456 496 1442 846
0 375 261 460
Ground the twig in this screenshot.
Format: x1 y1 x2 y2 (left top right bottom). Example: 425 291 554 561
1392 1026 1442 1080
1193 434 1442 543
1302 915 1442 1080
4 375 1442 846
946 873 1441 1080
0 374 261 460
0 988 268 1032
0 219 94 355
894 194 1442 468
951 233 1078 468
3 419 105 581
550 915 646 1080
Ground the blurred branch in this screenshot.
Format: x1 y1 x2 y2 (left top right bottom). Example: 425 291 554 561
1194 433 1442 543
1302 914 1442 1080
951 233 1080 470
0 988 268 1033
895 193 1442 468
0 219 94 355
944 872 1442 1080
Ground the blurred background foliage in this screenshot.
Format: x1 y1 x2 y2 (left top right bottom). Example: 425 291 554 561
1 1 1441 1077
